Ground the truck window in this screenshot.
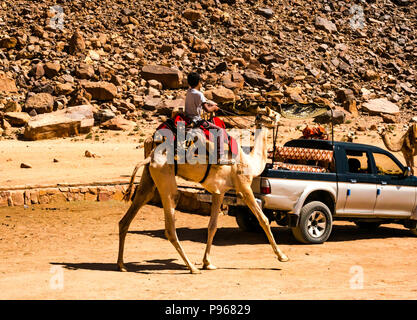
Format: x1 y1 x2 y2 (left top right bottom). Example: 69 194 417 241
345 149 372 174
373 152 403 176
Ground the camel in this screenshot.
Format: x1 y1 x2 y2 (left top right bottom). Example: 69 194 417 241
117 108 289 274
379 123 417 175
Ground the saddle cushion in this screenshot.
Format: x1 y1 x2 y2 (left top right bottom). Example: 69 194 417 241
156 113 238 156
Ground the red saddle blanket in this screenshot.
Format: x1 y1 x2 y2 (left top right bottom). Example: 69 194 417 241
156 113 239 156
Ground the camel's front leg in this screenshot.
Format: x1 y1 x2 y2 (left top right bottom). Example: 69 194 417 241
150 166 200 274
203 193 224 270
240 186 289 262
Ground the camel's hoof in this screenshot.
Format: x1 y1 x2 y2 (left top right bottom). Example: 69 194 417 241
117 264 128 272
278 254 289 262
202 264 217 270
190 267 201 274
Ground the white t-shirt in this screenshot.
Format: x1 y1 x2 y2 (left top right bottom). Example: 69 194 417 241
185 88 207 122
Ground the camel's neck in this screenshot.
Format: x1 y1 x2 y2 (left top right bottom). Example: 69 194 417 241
246 126 268 177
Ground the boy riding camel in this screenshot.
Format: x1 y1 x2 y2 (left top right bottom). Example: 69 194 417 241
185 72 234 165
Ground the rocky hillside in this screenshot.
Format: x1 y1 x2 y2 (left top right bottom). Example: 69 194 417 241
0 0 416 139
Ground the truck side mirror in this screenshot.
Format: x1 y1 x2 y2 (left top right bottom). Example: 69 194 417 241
403 166 412 178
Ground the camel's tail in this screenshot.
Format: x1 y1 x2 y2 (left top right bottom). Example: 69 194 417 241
122 157 151 202
380 132 404 152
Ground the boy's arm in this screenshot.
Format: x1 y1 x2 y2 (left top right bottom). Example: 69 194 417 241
202 102 219 113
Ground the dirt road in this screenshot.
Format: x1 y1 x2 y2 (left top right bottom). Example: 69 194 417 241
0 200 416 300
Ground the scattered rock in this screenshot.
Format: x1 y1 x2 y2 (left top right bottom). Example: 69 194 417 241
315 16 338 33
43 62 61 78
183 8 202 21
256 8 274 19
4 112 31 127
0 72 18 93
69 30 86 54
85 150 101 158
20 163 32 169
0 37 17 49
362 98 400 115
141 65 183 89
100 115 136 131
315 109 346 125
81 81 117 101
209 87 236 103
25 93 54 114
76 64 95 79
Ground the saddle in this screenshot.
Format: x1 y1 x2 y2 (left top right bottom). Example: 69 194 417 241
155 112 238 157
153 113 238 183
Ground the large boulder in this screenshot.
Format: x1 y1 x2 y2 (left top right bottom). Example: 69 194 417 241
141 65 183 89
156 98 185 116
25 93 54 114
208 87 236 103
23 105 94 140
362 98 400 115
81 81 117 101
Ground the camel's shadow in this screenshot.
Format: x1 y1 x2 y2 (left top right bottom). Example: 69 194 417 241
50 259 190 274
50 259 281 274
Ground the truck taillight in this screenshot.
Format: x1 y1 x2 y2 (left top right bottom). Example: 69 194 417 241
260 178 271 194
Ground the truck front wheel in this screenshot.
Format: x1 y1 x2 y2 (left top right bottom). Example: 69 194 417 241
291 201 333 244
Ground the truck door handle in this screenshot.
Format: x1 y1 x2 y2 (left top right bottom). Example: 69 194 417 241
350 179 357 183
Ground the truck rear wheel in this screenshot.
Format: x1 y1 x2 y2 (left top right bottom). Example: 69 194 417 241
235 207 262 232
291 201 333 244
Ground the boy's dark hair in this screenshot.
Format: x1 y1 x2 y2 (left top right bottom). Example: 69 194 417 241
187 72 201 88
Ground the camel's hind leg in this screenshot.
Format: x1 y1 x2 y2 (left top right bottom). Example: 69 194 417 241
239 184 289 262
117 165 156 271
202 193 224 270
150 165 200 274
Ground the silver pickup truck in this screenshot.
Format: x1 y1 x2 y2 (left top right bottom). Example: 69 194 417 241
200 139 417 244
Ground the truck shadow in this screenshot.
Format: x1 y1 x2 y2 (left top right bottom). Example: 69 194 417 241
129 224 413 245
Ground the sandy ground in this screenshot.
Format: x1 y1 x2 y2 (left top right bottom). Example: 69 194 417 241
0 117 415 300
0 200 416 300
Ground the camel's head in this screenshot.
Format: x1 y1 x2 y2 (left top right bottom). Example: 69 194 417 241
256 106 281 128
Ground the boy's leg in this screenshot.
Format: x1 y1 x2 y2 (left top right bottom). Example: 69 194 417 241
205 122 232 164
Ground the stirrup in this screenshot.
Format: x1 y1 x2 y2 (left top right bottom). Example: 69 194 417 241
217 158 236 165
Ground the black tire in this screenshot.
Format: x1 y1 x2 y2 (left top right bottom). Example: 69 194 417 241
354 221 381 231
234 207 263 233
291 201 333 244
